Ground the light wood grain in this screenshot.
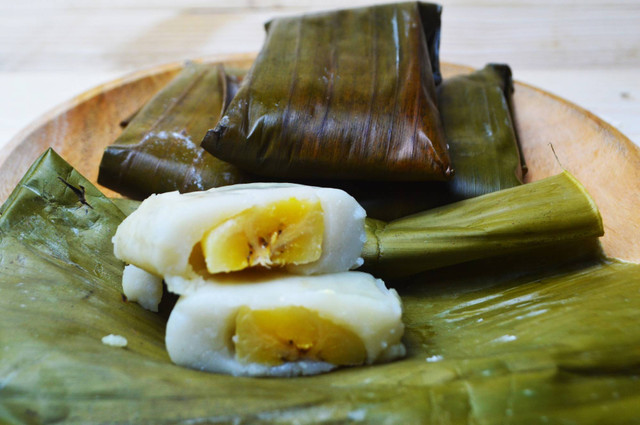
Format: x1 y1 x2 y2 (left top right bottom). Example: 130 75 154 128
0 56 637 265
3 3 638 71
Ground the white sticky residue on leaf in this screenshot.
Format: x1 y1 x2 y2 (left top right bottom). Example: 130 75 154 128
426 355 443 363
169 130 197 149
102 334 128 347
493 334 517 343
141 130 197 150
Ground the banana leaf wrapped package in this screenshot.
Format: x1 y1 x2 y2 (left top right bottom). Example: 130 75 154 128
201 2 452 181
3 149 640 423
98 62 250 199
294 63 525 221
97 49 517 217
437 63 525 199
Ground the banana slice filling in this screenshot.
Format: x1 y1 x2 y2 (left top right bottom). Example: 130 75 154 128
164 271 405 377
112 183 366 294
201 198 324 274
234 306 367 366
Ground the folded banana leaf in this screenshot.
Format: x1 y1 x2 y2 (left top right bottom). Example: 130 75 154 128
2 149 640 423
97 62 251 199
202 2 452 182
361 171 604 278
117 66 250 130
437 63 525 199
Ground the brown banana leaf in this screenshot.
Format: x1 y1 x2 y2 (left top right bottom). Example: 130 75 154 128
361 171 604 278
98 62 251 199
117 66 249 129
202 2 452 182
2 149 640 423
278 63 525 221
100 60 519 219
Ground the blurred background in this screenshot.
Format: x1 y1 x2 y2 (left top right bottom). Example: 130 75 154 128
1 0 639 147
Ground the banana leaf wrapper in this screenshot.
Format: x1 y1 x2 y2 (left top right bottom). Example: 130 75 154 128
292 63 525 222
117 66 250 130
97 62 251 199
202 2 452 182
362 171 604 278
3 149 640 424
437 62 525 199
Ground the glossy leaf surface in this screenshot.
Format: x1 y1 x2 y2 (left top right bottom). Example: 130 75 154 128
292 63 525 221
98 62 250 199
362 172 603 277
202 2 452 181
437 63 525 199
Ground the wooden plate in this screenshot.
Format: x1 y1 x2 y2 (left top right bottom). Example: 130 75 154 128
1 54 638 263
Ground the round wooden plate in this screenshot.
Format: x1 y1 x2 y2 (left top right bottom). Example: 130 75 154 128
1 54 638 263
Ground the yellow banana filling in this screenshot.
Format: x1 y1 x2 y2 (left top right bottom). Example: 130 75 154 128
201 198 325 274
234 306 367 366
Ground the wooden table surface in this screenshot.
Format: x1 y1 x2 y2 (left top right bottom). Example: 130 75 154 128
1 0 639 156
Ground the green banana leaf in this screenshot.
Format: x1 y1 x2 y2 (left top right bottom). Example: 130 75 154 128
3 149 640 424
437 63 525 200
202 2 452 182
361 171 603 278
110 197 143 216
97 62 251 199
